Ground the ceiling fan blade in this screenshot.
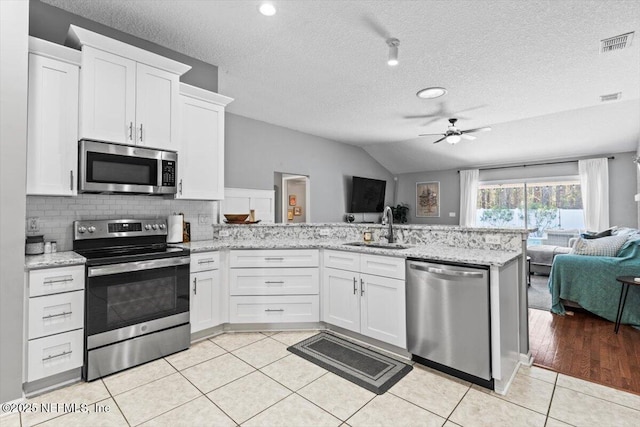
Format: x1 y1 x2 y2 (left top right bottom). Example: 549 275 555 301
418 133 446 137
460 134 476 140
463 126 492 134
432 136 447 144
404 114 432 119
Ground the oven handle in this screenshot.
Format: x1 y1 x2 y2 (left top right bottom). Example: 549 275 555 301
88 256 190 277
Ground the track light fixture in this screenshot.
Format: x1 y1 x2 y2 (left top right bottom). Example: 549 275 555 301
386 38 400 66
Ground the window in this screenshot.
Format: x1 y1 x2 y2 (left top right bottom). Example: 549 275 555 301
477 179 584 246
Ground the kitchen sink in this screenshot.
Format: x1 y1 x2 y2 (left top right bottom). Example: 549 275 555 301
343 242 410 250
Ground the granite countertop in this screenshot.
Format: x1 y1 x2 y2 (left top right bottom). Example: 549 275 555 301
25 251 86 270
175 239 521 267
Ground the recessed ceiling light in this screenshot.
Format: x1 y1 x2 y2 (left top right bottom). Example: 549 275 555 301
416 87 447 99
259 2 277 16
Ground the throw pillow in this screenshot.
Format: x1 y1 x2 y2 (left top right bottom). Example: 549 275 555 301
571 234 628 257
580 228 613 239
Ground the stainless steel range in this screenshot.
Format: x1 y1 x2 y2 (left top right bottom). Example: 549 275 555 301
73 219 190 381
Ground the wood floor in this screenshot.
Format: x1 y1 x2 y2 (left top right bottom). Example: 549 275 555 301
529 308 640 395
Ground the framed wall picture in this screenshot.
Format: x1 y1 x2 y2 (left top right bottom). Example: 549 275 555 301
288 195 297 206
416 181 440 217
287 209 294 220
294 206 302 216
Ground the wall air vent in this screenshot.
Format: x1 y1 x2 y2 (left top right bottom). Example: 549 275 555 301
600 32 634 53
600 92 622 102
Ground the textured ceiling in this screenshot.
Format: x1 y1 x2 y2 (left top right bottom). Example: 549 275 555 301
42 0 640 173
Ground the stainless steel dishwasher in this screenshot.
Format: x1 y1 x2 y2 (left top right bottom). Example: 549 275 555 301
406 259 493 389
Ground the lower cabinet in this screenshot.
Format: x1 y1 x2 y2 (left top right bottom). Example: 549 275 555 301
190 251 222 333
25 265 85 383
323 250 407 348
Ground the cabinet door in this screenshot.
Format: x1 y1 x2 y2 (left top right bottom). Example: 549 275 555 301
360 273 406 348
79 46 136 144
322 268 360 333
177 95 224 199
27 54 79 196
190 270 221 333
135 63 179 149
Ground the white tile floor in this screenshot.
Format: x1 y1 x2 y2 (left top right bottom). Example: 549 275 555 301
4 331 640 427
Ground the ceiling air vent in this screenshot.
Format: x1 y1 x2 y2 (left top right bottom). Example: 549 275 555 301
600 92 622 102
600 32 634 53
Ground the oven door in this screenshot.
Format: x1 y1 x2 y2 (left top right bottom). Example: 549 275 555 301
85 257 189 347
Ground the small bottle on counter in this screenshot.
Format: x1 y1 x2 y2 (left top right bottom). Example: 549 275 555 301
44 241 52 254
51 241 57 253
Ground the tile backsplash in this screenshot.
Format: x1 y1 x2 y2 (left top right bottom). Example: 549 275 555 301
26 194 217 251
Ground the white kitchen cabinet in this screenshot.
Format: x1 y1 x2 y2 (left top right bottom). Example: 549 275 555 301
229 249 320 324
68 25 190 149
177 84 233 200
25 265 85 383
322 250 406 348
190 251 222 334
26 43 79 196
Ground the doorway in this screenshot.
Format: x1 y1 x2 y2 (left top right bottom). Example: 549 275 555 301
281 174 310 223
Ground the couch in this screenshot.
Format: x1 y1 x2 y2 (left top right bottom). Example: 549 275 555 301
548 230 640 327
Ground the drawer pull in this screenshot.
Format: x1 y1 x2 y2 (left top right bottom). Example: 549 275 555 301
42 350 72 362
264 257 284 261
265 309 284 312
265 281 284 285
42 311 72 320
198 259 215 264
43 276 73 285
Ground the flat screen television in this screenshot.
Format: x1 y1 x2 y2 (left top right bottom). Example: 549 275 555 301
350 176 386 213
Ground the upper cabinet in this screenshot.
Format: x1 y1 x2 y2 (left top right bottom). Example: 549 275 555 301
26 38 80 196
177 84 233 200
67 25 191 150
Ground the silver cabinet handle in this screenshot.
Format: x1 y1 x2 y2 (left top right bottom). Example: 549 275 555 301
42 350 72 362
43 276 73 285
360 278 365 296
265 280 284 285
193 277 197 295
42 311 72 320
409 264 485 278
353 277 357 295
70 170 74 191
265 309 284 312
88 256 189 277
264 257 284 261
179 179 183 195
198 259 215 264
139 123 143 142
129 121 133 141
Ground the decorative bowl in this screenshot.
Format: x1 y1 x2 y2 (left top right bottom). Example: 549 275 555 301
224 214 249 222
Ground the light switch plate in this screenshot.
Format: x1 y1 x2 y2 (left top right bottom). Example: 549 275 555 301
319 229 331 236
27 217 39 232
485 234 501 244
198 214 210 225
219 230 230 237
449 212 456 217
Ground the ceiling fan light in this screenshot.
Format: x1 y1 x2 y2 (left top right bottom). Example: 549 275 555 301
258 2 276 16
446 134 461 144
416 87 447 99
386 38 399 66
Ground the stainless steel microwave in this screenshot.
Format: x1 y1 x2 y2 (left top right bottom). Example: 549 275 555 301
79 140 177 195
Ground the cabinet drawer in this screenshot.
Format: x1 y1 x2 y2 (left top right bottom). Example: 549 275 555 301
360 254 405 280
190 251 220 273
230 249 319 268
324 250 360 271
29 265 85 297
230 268 319 296
28 291 84 339
229 295 319 323
27 329 83 382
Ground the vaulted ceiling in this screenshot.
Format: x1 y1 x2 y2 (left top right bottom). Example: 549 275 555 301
43 0 640 173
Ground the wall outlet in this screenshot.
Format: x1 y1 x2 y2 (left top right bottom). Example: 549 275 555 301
319 229 331 236
485 234 501 244
27 217 39 232
198 214 210 225
219 230 230 237
449 212 456 217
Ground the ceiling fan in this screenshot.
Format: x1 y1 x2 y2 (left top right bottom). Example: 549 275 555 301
419 118 491 144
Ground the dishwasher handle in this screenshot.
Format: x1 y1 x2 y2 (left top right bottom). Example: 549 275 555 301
409 263 485 278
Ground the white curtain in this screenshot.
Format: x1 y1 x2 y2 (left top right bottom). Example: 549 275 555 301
578 158 609 231
459 169 479 226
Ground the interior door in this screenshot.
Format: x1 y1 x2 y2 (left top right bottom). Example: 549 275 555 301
322 267 360 332
80 46 136 144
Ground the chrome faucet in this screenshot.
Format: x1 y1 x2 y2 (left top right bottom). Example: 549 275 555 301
382 205 395 243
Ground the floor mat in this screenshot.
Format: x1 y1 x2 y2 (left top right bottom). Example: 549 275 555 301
287 332 412 395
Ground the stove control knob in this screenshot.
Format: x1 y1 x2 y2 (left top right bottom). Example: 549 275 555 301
152 224 158 230
158 224 166 230
78 226 87 234
144 224 151 231
88 226 96 233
